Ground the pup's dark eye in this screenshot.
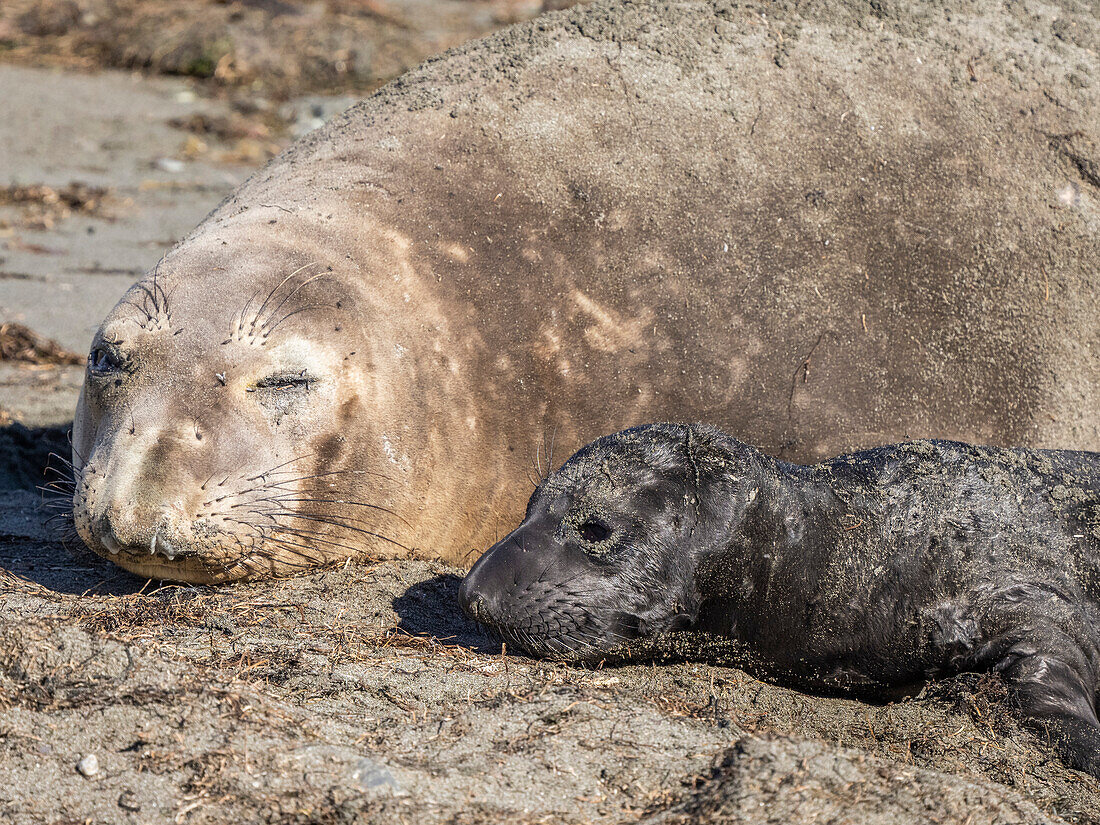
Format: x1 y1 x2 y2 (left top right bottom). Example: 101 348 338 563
88 346 123 374
578 519 611 543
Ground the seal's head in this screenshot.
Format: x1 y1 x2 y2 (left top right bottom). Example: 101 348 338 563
68 219 422 583
459 423 754 661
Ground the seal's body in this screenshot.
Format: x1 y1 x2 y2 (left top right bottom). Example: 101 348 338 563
71 0 1098 582
459 424 1100 776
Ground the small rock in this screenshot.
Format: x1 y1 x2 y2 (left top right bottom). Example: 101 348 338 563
76 754 99 777
352 758 403 795
1057 182 1080 207
154 158 185 174
118 790 141 812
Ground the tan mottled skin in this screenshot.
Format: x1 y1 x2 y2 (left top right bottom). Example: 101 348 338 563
73 0 1099 582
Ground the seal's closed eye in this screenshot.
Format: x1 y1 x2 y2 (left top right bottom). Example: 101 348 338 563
252 370 315 392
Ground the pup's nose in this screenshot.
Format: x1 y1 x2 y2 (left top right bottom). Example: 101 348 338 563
459 526 539 624
458 575 490 622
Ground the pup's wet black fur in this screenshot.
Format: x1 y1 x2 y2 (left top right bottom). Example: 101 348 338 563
459 423 1100 776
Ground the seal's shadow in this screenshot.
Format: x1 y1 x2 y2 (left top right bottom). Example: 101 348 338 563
0 531 147 596
392 573 500 654
0 421 148 596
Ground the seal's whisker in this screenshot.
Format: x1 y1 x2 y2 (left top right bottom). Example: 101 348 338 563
275 467 396 483
118 298 153 323
264 511 410 552
248 526 326 557
133 279 167 320
545 428 558 480
237 283 269 335
260 497 411 527
260 304 338 338
239 451 318 481
260 508 403 538
226 494 315 511
39 448 78 534
41 474 76 491
152 261 171 318
258 271 329 331
39 493 76 512
249 262 322 333
268 527 362 557
45 451 77 472
40 492 76 505
261 536 338 564
65 431 89 469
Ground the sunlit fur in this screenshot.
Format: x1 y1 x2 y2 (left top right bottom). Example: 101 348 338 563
70 242 412 583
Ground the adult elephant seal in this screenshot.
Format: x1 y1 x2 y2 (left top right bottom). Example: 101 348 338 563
71 0 1098 582
458 423 1100 776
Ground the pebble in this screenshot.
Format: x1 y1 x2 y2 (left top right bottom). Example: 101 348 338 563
352 758 404 795
153 158 185 173
76 753 99 777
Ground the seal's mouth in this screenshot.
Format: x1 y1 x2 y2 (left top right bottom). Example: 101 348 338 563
99 529 183 561
461 608 610 663
68 444 403 583
86 530 238 583
100 554 210 583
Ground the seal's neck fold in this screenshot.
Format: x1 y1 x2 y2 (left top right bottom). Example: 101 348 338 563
690 446 843 639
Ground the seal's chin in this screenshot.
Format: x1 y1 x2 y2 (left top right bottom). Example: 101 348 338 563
78 515 258 583
108 553 213 583
91 543 245 584
467 610 633 664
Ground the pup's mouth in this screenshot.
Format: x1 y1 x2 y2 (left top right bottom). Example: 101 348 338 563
460 595 644 665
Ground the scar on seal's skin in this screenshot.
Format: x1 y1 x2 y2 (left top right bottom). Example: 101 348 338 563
460 422 1100 778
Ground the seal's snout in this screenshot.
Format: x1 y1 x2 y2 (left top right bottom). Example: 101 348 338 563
457 554 501 625
94 504 187 560
459 530 532 626
460 587 489 623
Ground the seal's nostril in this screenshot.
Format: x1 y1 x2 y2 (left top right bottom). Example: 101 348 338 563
471 595 487 621
458 577 487 621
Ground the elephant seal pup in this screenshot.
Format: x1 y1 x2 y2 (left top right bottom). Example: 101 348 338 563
458 423 1100 776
